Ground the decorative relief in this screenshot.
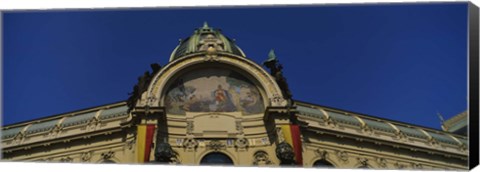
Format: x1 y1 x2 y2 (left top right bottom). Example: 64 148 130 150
48 125 63 138
81 151 93 162
183 138 198 150
126 139 135 150
253 151 273 165
276 128 286 143
176 138 184 146
235 138 249 149
394 162 406 169
235 121 244 134
13 133 26 144
101 151 115 160
261 137 269 145
60 156 73 163
324 117 337 128
357 157 369 167
411 163 423 169
335 151 349 163
186 121 194 134
459 143 467 152
226 139 234 146
428 138 440 147
376 158 387 168
394 131 408 141
269 93 286 107
314 149 328 160
146 96 158 107
360 124 373 135
87 118 100 130
206 140 226 151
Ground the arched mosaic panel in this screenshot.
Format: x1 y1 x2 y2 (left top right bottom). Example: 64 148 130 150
165 68 265 115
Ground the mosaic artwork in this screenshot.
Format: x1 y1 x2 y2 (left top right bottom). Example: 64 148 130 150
165 68 265 115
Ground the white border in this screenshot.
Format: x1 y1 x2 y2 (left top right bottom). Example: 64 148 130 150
1 0 478 172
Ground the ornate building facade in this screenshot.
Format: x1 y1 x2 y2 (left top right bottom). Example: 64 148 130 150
1 23 469 170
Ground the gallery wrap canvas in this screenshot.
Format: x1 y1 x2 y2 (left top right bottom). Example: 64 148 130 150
1 1 479 171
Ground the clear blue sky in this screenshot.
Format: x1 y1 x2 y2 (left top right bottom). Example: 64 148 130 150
3 3 468 130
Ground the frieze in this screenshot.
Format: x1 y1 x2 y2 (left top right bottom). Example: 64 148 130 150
411 163 423 169
394 131 408 141
375 157 387 168
48 125 62 138
394 162 407 169
314 149 328 160
357 157 369 167
81 151 93 162
335 150 349 163
206 140 226 151
101 151 115 160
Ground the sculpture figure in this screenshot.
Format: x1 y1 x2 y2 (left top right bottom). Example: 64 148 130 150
263 49 293 105
127 63 162 112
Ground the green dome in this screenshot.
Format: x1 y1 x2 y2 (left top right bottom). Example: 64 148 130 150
169 22 246 62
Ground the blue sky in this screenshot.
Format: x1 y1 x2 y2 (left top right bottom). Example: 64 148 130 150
3 3 468 130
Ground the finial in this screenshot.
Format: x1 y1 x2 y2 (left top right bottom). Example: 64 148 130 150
263 49 278 66
203 21 209 29
267 49 277 62
437 112 445 123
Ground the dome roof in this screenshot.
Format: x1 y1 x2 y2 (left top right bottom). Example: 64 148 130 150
169 22 246 62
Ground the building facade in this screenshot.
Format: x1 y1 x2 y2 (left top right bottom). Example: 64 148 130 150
1 24 469 170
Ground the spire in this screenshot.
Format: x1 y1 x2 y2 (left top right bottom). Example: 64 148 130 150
202 21 210 29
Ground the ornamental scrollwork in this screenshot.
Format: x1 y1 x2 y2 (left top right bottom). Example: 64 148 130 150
376 157 387 168
60 156 73 163
335 151 349 163
183 138 198 150
314 149 328 160
206 140 226 151
235 137 249 149
253 151 274 166
101 151 115 160
411 163 423 169
357 157 369 167
394 162 406 169
81 151 93 162
394 131 408 141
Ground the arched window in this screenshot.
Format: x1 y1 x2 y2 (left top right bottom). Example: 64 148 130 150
313 160 335 168
200 152 234 165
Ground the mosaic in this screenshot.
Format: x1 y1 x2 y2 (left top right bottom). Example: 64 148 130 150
165 68 265 115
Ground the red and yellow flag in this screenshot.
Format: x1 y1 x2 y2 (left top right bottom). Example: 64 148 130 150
136 124 155 163
280 124 303 165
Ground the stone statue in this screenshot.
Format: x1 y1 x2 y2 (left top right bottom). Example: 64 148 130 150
150 63 162 75
127 63 162 113
155 142 176 163
275 142 296 165
263 49 293 105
